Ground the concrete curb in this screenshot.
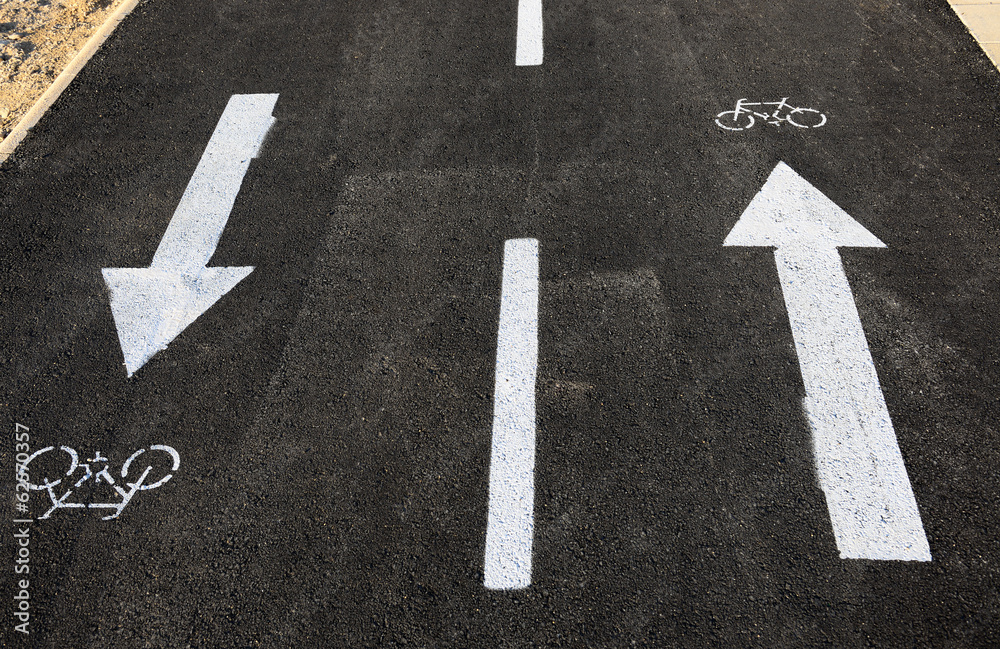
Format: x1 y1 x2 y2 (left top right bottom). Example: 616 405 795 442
949 1 1000 70
0 0 142 164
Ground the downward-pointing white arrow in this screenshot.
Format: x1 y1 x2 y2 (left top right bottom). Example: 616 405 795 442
725 162 931 561
102 93 279 377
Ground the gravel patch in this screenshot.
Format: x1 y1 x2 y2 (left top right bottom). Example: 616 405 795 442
1 0 126 139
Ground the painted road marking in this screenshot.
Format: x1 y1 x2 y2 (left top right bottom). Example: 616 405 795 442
102 94 279 377
715 98 827 131
516 0 544 66
725 162 931 561
484 238 539 590
21 444 180 520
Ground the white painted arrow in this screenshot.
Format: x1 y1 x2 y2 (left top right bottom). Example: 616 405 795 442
102 94 279 377
725 162 931 561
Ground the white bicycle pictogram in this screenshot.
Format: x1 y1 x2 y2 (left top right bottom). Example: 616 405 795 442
715 98 827 131
19 445 180 520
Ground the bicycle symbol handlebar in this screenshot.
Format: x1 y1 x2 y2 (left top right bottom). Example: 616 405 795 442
20 445 180 520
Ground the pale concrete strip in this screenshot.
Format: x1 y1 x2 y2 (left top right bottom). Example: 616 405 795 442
984 43 1000 67
0 0 142 163
951 4 1000 41
948 1 1000 69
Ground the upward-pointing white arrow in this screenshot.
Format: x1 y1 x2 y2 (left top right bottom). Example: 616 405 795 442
102 94 279 377
725 162 931 561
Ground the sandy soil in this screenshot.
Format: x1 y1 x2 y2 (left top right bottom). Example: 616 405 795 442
1 0 125 140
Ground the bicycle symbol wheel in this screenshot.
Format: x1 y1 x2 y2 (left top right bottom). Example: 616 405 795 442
715 110 755 131
121 445 180 490
786 108 827 128
20 446 79 491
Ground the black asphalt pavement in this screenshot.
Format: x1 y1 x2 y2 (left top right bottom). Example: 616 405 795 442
3 0 1000 646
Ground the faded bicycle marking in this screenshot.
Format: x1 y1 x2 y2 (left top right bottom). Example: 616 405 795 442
20 445 180 520
716 98 826 131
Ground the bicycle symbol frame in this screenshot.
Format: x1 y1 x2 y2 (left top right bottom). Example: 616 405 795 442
715 98 827 131
20 445 180 520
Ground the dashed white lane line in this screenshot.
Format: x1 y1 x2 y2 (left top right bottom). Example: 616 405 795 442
516 0 544 66
484 238 539 590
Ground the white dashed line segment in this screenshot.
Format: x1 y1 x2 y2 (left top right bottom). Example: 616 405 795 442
516 0 544 66
484 238 540 589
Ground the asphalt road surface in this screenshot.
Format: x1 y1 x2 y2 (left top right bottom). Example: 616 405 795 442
3 0 1000 646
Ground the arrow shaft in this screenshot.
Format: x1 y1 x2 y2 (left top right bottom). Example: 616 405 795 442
150 94 278 274
774 246 930 560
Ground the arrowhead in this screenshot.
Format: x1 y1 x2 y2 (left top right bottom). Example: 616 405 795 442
724 162 885 249
101 266 254 376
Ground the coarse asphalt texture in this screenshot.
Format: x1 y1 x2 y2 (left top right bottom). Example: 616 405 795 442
3 0 1000 646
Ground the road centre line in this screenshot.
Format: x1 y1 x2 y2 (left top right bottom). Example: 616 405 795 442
516 0 544 66
725 162 931 561
484 238 539 590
